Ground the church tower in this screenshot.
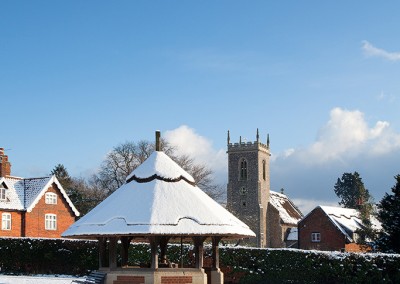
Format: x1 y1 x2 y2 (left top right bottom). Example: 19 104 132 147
227 129 271 247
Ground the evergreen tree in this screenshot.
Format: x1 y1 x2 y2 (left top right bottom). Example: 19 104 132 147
334 172 375 245
334 172 372 208
377 175 400 253
51 164 73 189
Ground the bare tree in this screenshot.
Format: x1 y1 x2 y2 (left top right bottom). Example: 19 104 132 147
93 139 224 202
173 154 225 201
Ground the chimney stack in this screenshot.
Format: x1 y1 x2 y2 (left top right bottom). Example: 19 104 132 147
155 131 161 152
0 148 11 177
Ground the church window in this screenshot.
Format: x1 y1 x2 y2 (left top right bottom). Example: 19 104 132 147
240 159 248 180
242 201 247 207
262 160 266 181
239 187 247 195
311 232 321 242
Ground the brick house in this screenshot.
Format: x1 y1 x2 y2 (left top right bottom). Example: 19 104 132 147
298 206 381 252
0 148 79 238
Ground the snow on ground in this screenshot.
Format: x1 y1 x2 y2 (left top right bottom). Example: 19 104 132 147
0 274 84 284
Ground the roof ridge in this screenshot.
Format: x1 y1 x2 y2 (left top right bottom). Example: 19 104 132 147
23 176 51 181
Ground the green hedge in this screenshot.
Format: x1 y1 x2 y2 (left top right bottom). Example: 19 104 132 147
1 238 399 283
219 247 400 284
0 237 98 275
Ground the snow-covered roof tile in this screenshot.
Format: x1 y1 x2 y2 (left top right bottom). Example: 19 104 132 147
24 176 53 209
269 191 303 225
0 175 79 216
319 206 381 242
63 151 255 239
0 177 25 210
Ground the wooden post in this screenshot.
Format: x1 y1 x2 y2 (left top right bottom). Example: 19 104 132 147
98 237 107 268
212 236 222 270
120 236 133 267
150 237 159 269
108 237 118 269
193 237 206 269
159 236 170 265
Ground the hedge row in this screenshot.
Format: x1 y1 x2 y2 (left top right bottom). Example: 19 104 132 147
218 247 400 283
0 238 399 283
0 237 98 275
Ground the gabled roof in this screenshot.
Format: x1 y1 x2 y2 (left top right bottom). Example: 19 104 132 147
62 151 255 239
269 191 303 225
0 175 79 217
308 206 381 242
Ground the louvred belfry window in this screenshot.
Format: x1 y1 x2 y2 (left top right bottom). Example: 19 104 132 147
240 159 247 180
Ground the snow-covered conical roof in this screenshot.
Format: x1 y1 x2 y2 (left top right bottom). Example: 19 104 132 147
62 151 255 239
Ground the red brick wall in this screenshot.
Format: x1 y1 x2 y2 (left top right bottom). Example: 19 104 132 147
298 207 346 251
0 210 23 237
25 183 75 238
161 276 192 283
0 150 11 177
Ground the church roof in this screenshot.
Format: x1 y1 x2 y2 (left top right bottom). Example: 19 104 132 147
0 175 80 216
62 151 255 239
269 191 303 225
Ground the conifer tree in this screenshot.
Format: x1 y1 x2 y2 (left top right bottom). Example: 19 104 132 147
377 175 400 253
51 164 73 189
334 172 375 245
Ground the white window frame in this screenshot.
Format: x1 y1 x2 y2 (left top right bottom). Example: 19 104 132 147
45 214 57 230
311 232 321 242
0 187 6 201
45 192 57 204
2 213 11 230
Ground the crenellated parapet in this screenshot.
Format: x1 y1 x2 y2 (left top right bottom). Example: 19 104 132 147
227 129 270 154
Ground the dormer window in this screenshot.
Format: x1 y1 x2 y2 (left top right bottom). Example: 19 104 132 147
240 158 248 180
0 186 6 201
45 192 57 204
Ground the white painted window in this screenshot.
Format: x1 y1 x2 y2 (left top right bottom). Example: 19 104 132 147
0 186 6 201
45 214 57 230
45 192 57 204
311 232 321 242
2 213 11 230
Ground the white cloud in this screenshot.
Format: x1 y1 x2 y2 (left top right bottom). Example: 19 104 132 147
282 107 400 164
362 40 400 61
164 125 227 184
272 107 400 206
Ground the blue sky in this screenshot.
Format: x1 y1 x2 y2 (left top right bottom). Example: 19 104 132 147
1 1 400 213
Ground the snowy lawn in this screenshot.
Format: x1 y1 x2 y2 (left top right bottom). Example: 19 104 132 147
0 274 85 284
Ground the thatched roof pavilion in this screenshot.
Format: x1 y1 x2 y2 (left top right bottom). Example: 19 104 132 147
63 131 255 284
